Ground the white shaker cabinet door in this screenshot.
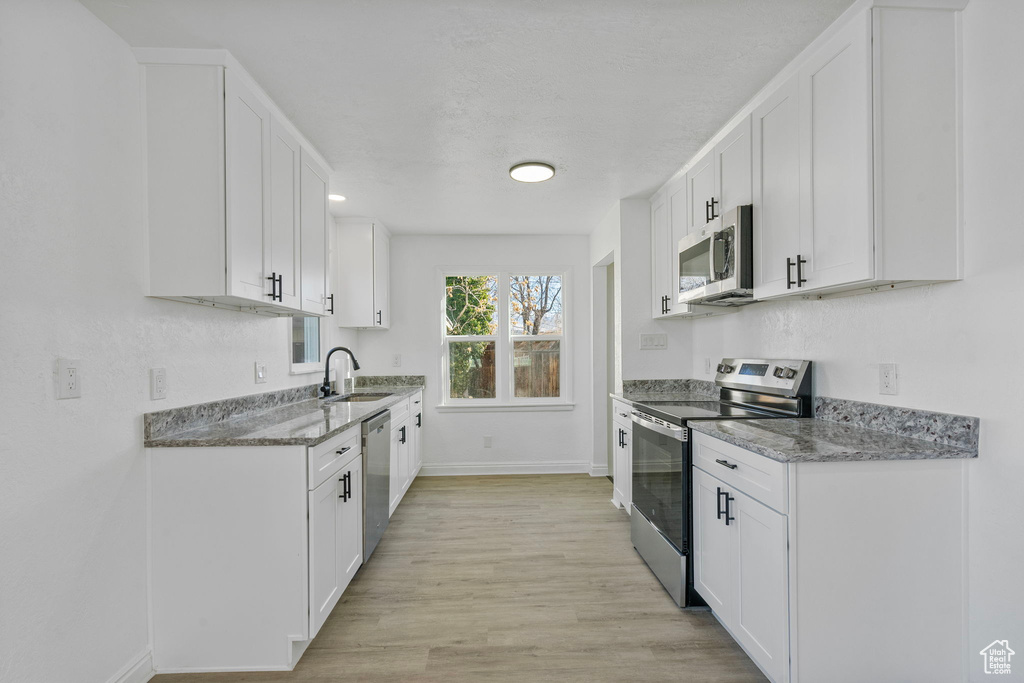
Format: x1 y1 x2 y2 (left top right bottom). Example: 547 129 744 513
268 118 301 310
372 224 391 328
686 149 716 236
752 75 802 300
716 115 752 217
224 68 271 303
308 474 343 638
733 488 790 683
798 11 874 294
650 195 672 318
338 458 363 593
692 468 735 618
300 149 330 315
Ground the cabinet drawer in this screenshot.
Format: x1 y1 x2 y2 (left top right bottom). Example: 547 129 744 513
692 431 788 513
390 397 411 425
612 400 633 430
308 426 361 490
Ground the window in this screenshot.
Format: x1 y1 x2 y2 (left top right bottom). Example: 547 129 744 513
290 316 324 374
442 270 570 407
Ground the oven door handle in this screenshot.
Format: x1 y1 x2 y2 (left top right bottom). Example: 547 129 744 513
630 412 686 441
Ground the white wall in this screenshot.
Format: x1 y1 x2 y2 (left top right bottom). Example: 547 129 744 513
356 235 593 475
683 0 1024 671
0 2 354 681
618 200 694 381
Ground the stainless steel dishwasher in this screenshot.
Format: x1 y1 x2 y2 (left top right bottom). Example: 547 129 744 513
361 409 391 562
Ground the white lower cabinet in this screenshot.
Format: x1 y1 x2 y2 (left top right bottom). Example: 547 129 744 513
388 393 421 517
611 399 632 511
691 430 967 683
693 467 789 683
308 453 362 638
149 426 363 673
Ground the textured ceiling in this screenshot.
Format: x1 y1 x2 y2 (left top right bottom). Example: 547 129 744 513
80 0 853 235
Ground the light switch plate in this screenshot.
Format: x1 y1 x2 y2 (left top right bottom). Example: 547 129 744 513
150 367 167 400
254 361 267 384
639 333 668 350
392 354 402 367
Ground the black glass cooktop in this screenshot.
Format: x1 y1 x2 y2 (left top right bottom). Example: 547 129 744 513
633 400 772 426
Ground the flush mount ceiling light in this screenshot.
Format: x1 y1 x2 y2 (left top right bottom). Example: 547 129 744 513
509 162 555 183
328 194 346 202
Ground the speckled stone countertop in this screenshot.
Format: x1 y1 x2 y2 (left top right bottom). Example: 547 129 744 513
145 386 423 448
689 418 978 463
612 378 721 406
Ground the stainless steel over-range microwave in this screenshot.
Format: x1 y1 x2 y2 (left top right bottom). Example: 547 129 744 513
676 204 753 306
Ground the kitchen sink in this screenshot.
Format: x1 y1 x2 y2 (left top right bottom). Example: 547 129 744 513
325 392 393 403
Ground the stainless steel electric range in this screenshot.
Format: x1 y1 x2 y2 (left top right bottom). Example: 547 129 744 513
629 358 812 607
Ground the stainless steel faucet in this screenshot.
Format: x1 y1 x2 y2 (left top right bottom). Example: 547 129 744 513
321 347 360 398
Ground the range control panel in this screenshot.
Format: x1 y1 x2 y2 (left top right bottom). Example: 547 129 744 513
715 358 812 397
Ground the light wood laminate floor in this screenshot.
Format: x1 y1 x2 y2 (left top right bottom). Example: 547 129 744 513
155 474 766 682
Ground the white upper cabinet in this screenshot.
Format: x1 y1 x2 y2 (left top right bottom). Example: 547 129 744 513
268 119 301 310
300 149 330 315
752 76 802 299
336 219 391 329
687 116 752 236
138 50 333 317
224 69 272 304
754 6 961 300
685 150 715 235
654 2 963 305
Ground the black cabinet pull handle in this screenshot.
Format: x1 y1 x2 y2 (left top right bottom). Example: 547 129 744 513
416 413 422 428
376 310 382 325
796 254 807 287
336 446 351 456
618 428 623 448
717 486 725 520
705 199 712 224
786 258 795 289
339 471 350 501
710 197 719 220
400 425 407 444
277 273 283 301
326 294 334 314
725 493 735 526
715 458 738 470
264 274 280 301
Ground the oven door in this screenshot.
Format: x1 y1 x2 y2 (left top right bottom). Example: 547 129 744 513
630 412 687 552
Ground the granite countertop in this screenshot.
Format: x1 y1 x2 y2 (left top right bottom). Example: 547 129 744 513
689 418 978 464
145 386 422 448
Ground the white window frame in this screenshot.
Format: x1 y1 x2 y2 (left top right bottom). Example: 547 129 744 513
438 267 573 411
289 316 328 375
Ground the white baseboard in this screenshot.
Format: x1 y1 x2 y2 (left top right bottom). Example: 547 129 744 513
418 461 589 476
589 465 610 477
107 649 154 683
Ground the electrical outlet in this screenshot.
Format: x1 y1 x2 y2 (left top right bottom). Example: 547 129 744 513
483 435 493 448
704 357 712 375
879 363 898 395
57 359 81 399
254 361 267 384
392 354 402 368
150 367 167 400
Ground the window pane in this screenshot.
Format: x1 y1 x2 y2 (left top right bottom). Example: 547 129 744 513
510 275 562 335
292 317 320 364
446 276 498 335
448 341 496 399
513 339 560 398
